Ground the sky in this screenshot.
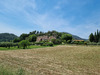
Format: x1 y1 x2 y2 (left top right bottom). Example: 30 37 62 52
0 0 100 39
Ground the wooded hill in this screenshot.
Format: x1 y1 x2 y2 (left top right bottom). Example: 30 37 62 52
0 33 18 42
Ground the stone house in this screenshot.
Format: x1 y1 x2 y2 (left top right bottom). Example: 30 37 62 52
36 36 56 42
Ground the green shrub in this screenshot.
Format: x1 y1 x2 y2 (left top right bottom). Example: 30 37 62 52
35 42 44 46
47 42 53 46
84 42 87 45
97 42 100 45
0 42 15 48
87 42 97 45
19 40 30 49
61 34 72 41
51 39 62 45
67 40 71 44
78 41 84 45
42 42 53 46
71 41 78 44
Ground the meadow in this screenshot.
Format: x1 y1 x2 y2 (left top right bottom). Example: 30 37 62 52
0 45 100 75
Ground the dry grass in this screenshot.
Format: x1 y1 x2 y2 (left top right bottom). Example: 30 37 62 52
0 45 100 75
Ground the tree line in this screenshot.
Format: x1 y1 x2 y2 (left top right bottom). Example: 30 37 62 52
89 30 100 43
0 30 73 49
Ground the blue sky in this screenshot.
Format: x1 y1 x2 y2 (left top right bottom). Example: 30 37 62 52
0 0 100 39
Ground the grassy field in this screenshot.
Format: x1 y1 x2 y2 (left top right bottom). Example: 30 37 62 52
0 45 100 75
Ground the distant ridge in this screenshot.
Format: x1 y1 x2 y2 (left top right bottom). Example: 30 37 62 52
72 35 88 41
0 33 18 42
61 32 88 41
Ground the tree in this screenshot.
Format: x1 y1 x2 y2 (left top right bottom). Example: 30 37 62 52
89 33 94 42
28 34 37 42
97 29 99 42
94 32 98 42
20 33 28 40
99 31 100 42
19 40 30 49
13 38 21 43
29 30 36 35
89 29 100 43
61 34 72 42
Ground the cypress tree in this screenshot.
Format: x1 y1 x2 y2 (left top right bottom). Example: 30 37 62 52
97 29 99 42
89 30 100 43
99 31 100 42
89 33 94 42
94 32 97 42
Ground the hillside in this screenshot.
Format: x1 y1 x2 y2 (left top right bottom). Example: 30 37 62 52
61 32 87 41
72 35 88 41
0 33 18 42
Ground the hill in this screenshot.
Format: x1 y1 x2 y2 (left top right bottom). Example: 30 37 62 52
72 35 88 41
0 33 18 42
61 32 87 41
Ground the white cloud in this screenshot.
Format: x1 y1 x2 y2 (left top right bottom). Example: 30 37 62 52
0 0 36 13
0 0 100 39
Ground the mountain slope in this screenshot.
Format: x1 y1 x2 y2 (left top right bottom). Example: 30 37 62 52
0 33 18 42
72 35 88 41
61 32 87 41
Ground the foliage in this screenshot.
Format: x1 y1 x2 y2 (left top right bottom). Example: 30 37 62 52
71 41 85 45
51 39 62 45
35 42 44 46
13 38 21 43
19 40 30 49
67 40 71 44
20 34 29 40
89 29 100 43
0 42 16 48
89 33 94 42
28 34 37 42
61 34 72 42
87 42 97 45
0 33 18 42
43 42 53 46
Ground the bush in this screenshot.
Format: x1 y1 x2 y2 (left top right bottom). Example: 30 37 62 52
0 42 15 48
19 40 30 49
13 38 21 43
67 40 71 44
87 42 97 45
78 41 84 45
84 42 87 45
71 41 78 44
51 39 62 45
97 42 100 45
35 42 44 46
61 34 72 42
28 34 37 42
47 42 54 46
42 42 53 46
